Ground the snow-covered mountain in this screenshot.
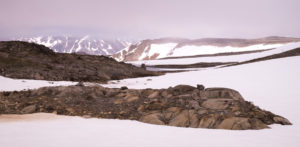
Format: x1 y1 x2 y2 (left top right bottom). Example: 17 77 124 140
18 36 131 56
113 36 300 61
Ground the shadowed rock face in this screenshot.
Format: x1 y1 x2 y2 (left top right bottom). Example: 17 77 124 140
0 84 291 130
0 41 159 83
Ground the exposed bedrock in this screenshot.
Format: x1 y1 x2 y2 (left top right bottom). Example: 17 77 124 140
0 84 291 130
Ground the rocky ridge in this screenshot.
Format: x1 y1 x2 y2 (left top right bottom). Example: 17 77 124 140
0 41 159 83
0 84 291 130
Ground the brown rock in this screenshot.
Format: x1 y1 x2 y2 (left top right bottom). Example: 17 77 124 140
197 109 208 115
161 91 173 99
161 91 169 97
163 107 181 121
273 116 292 125
176 94 192 99
137 105 144 112
140 112 165 125
189 110 199 128
199 91 207 99
166 107 182 114
66 107 75 114
249 118 269 129
116 92 126 97
198 115 217 128
148 91 160 99
205 88 244 100
124 94 139 102
169 110 189 127
201 99 232 110
21 105 36 114
113 98 123 104
191 89 201 100
217 117 251 130
172 85 196 93
105 89 118 97
189 100 201 110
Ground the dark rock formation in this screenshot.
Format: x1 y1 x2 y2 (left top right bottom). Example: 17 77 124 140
0 41 160 83
0 84 291 130
141 64 146 70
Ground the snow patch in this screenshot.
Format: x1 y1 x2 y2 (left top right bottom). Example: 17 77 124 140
138 43 178 60
129 42 300 65
75 35 89 52
0 76 76 92
170 44 284 57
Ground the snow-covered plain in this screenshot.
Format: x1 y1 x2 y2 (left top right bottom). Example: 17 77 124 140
170 43 283 57
105 57 300 119
0 76 76 91
129 42 300 66
1 56 300 146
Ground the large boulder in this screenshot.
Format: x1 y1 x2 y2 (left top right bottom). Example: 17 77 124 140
169 110 189 127
139 112 165 125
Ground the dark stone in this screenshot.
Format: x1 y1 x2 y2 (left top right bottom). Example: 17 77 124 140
76 81 85 87
121 86 128 90
3 91 10 96
197 84 205 90
141 64 146 70
172 85 196 93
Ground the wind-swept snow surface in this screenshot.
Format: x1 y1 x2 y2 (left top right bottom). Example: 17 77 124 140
0 113 297 147
0 76 76 91
1 57 300 147
170 43 283 57
129 42 300 66
139 43 177 60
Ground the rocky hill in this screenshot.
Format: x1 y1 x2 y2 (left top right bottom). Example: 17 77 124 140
0 41 159 83
0 84 291 130
113 36 300 61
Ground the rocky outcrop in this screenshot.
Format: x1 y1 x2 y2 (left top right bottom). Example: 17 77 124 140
0 41 160 83
0 84 291 130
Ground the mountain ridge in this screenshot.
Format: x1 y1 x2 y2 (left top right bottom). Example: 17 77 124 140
17 35 132 56
113 36 300 61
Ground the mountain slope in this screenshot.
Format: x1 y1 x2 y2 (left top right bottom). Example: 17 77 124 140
113 36 300 61
18 36 131 56
0 41 158 83
127 42 300 67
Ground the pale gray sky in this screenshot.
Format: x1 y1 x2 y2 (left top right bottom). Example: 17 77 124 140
0 0 299 39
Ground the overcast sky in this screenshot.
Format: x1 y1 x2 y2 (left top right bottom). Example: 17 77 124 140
1 0 299 39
